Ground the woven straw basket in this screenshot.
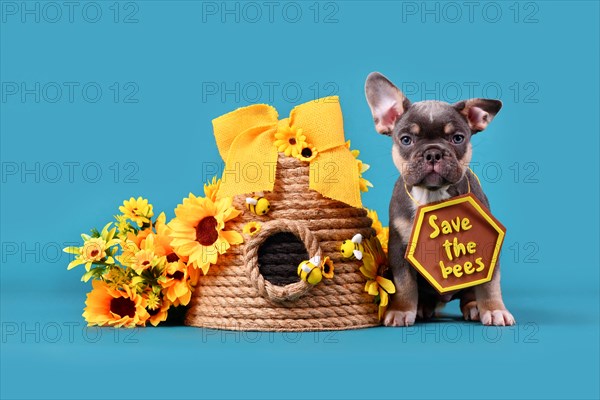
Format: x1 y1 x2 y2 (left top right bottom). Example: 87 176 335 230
185 154 380 331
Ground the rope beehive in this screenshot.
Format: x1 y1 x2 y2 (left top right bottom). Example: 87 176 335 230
185 155 380 331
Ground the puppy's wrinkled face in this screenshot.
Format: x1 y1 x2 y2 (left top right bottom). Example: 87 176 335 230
392 101 471 189
365 72 501 190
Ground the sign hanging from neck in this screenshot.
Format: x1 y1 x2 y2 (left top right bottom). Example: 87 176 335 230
405 193 506 294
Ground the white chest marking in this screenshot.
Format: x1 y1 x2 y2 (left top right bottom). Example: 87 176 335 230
410 186 450 210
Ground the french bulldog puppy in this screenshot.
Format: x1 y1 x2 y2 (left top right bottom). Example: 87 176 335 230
365 72 515 327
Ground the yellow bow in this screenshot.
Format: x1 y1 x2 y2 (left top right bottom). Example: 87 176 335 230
212 96 362 208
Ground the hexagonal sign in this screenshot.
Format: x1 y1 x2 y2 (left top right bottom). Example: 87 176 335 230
405 193 506 293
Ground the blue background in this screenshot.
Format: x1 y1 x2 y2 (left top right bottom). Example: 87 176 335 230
1 1 598 399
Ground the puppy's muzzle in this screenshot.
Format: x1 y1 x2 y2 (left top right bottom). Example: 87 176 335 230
423 147 444 165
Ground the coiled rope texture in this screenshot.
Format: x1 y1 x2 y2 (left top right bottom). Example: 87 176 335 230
185 155 380 331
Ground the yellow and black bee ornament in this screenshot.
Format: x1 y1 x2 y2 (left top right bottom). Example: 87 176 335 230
246 192 271 216
340 233 364 260
297 255 323 285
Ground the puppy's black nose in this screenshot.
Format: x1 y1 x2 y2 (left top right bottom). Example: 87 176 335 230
424 148 443 164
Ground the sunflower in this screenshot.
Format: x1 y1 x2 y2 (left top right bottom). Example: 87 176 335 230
367 209 383 233
242 221 261 236
119 197 154 227
159 259 192 306
366 209 389 253
296 143 318 162
144 213 193 284
118 235 165 275
146 212 176 258
377 227 389 254
125 227 152 250
204 177 221 202
361 236 396 320
274 125 306 157
82 280 149 328
360 252 396 319
321 256 334 279
187 263 202 287
64 223 118 271
168 194 243 274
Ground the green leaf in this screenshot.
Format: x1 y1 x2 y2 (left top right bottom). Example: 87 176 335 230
67 258 85 270
63 246 80 255
374 294 381 305
107 227 117 241
81 269 96 282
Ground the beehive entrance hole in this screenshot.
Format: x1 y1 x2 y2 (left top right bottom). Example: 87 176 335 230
257 232 308 286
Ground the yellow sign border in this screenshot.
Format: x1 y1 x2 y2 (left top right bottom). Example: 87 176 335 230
405 194 506 293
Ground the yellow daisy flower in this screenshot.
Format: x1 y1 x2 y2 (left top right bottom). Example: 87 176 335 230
168 194 243 274
274 125 306 157
119 197 154 227
145 237 168 274
204 177 221 202
242 221 261 236
82 280 150 328
82 238 107 263
296 143 318 162
131 248 155 274
117 234 165 275
322 256 334 279
160 259 193 306
64 223 118 271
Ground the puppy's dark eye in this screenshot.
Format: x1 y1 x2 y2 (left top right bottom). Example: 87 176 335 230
452 134 465 144
400 135 412 146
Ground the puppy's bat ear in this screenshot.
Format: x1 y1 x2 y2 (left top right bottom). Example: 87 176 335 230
454 98 502 133
365 72 411 135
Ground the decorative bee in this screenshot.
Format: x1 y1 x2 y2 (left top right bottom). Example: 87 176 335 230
297 255 323 285
340 233 364 260
246 192 271 216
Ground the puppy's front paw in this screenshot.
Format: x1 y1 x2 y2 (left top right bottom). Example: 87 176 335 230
462 301 480 321
417 303 436 320
383 309 417 327
480 309 515 326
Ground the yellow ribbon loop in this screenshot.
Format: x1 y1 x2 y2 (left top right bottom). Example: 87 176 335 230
212 96 362 208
